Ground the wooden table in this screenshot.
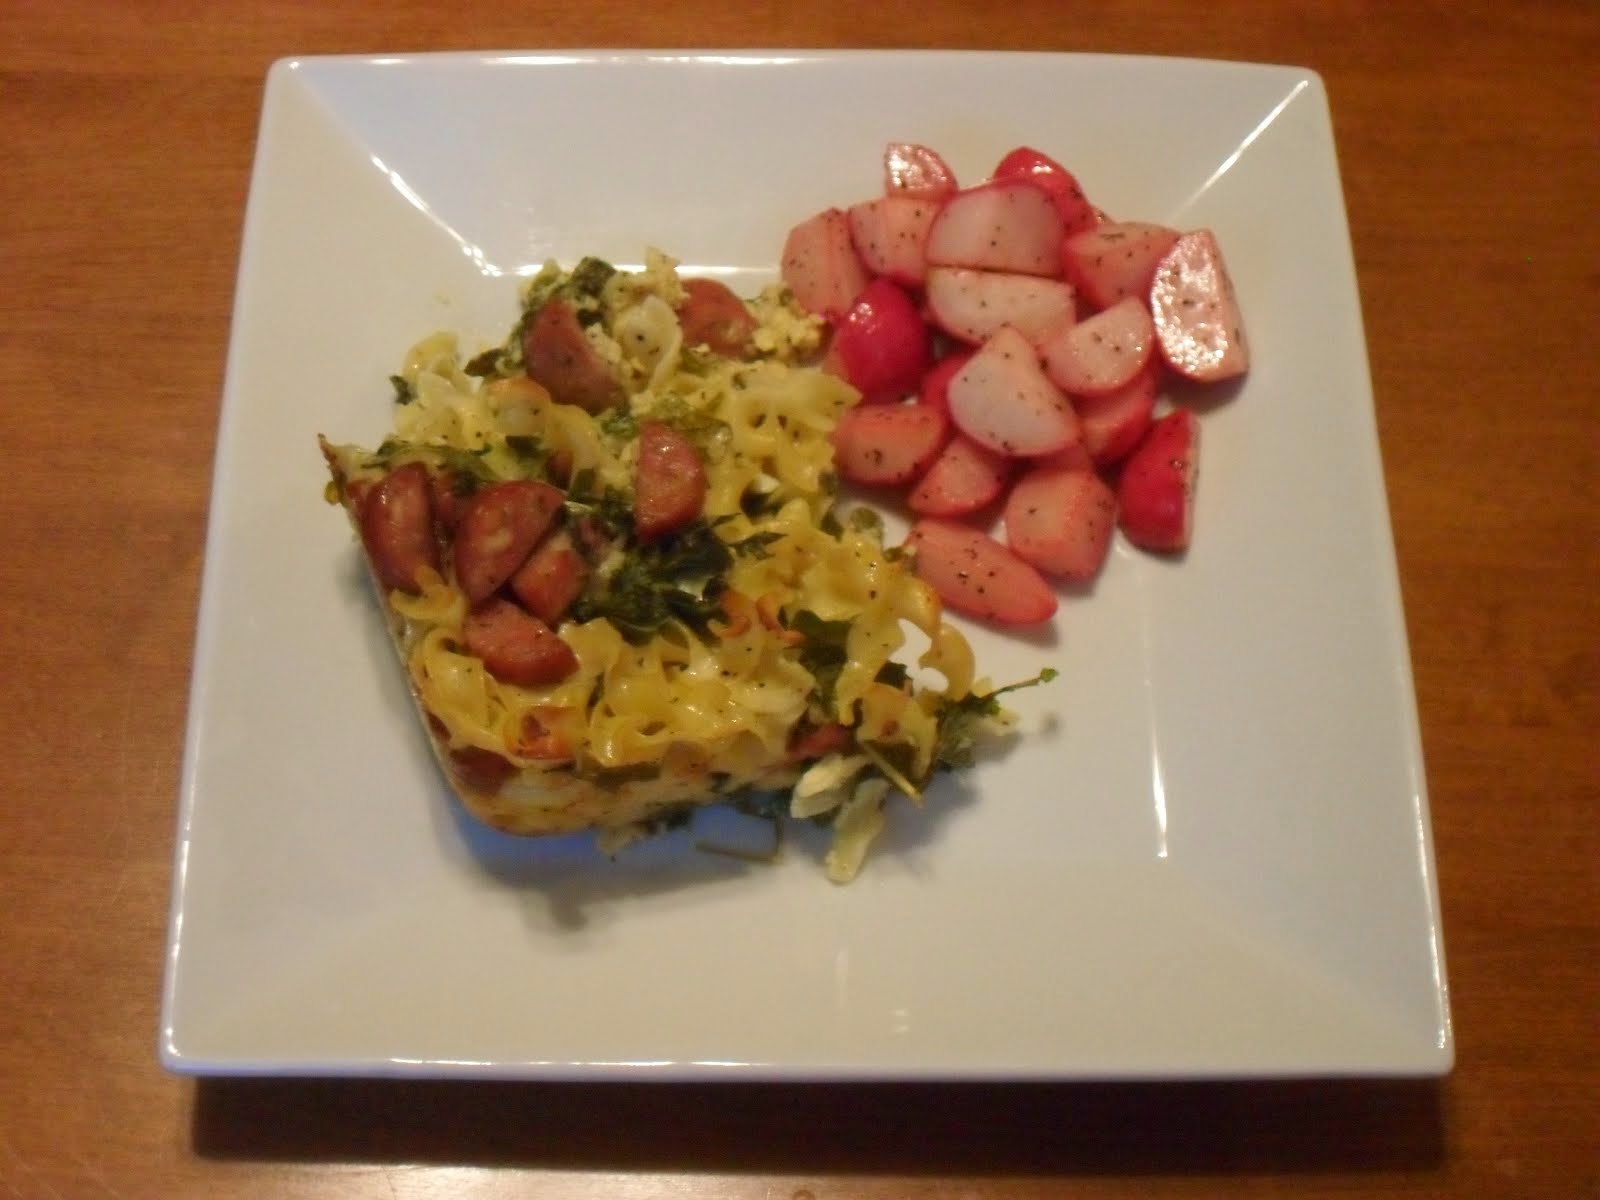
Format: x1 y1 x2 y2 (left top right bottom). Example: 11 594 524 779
3 4 1595 1196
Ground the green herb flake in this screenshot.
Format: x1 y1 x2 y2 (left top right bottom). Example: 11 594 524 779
389 375 416 405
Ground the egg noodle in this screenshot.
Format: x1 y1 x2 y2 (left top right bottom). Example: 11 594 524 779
321 250 1049 881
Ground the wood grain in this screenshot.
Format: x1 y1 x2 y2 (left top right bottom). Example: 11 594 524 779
1 3 1595 1197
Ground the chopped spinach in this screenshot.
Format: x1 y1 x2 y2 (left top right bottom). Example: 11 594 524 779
569 519 740 644
463 346 504 378
364 437 499 486
790 610 853 708
598 406 640 441
503 434 550 477
928 668 1058 776
731 530 784 560
562 468 635 537
389 374 415 405
874 661 910 689
567 256 617 301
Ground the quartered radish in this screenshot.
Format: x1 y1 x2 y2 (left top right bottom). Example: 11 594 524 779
908 435 1013 517
925 180 1065 277
1117 409 1199 552
1072 361 1160 465
832 403 951 487
1149 229 1249 382
1004 464 1118 581
992 146 1099 238
947 326 1081 458
1062 221 1181 311
905 519 1058 625
847 195 940 286
883 142 958 198
781 207 871 319
830 278 932 403
925 267 1077 347
1040 296 1156 397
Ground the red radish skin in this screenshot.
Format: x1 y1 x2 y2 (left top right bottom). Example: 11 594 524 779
1072 362 1160 466
1062 222 1181 311
883 142 958 198
1149 229 1249 382
992 146 1099 238
908 435 1013 517
831 403 951 487
781 208 871 319
948 326 1081 458
924 268 1077 347
830 278 932 403
925 180 1066 277
905 519 1058 625
1004 465 1118 581
1040 296 1156 397
1117 409 1199 552
917 350 973 415
1030 442 1095 472
847 195 940 285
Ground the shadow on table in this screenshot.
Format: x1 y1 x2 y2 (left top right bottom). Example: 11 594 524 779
192 1077 1445 1174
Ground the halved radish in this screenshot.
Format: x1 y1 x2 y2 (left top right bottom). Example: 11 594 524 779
831 403 951 487
883 142 958 198
905 519 1057 625
925 268 1077 347
1150 229 1249 382
1072 361 1159 465
908 435 1013 517
847 195 941 286
1039 296 1156 397
781 208 871 319
992 146 1099 238
947 327 1080 458
830 278 932 403
1062 221 1181 311
925 180 1065 277
1117 409 1198 552
1004 464 1117 581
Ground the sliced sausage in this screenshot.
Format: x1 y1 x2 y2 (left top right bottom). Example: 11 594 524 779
452 480 564 605
462 598 579 687
787 722 853 762
677 278 757 357
509 529 590 625
521 297 623 413
448 745 517 795
514 710 573 762
428 469 474 533
632 421 706 542
358 462 439 594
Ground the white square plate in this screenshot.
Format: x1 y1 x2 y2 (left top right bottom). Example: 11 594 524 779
161 51 1451 1079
